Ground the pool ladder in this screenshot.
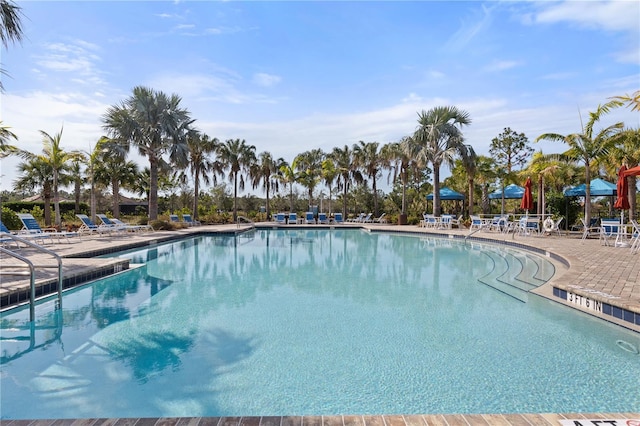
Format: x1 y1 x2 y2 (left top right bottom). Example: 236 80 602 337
0 233 63 322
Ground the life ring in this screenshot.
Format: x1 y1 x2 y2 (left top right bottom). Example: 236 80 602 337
543 218 554 233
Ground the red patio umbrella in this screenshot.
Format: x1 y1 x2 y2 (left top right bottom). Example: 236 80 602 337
614 165 630 224
622 165 640 177
520 177 534 213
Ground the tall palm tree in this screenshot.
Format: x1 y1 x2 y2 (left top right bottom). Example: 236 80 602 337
607 127 640 220
181 132 221 220
458 144 477 216
94 139 140 218
320 158 338 214
276 161 298 212
381 138 415 219
13 157 54 225
17 127 81 226
102 86 195 220
294 149 324 211
251 151 285 220
536 102 623 226
353 141 383 216
330 145 362 217
0 0 24 92
413 106 471 216
216 138 256 221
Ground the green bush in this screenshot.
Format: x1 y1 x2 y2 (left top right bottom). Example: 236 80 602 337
1 207 21 230
150 220 177 231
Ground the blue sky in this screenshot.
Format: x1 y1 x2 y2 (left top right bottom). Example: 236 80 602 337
1 0 639 193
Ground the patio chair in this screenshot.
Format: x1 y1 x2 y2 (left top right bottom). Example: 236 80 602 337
630 220 640 254
305 212 315 224
169 214 180 224
182 214 201 226
580 218 600 240
318 213 329 224
469 215 484 231
111 217 154 232
76 214 112 236
288 212 298 224
348 213 365 223
1 220 22 248
361 213 373 223
422 214 438 228
599 219 620 247
333 213 344 224
274 213 286 224
97 214 136 233
373 213 387 224
17 213 79 243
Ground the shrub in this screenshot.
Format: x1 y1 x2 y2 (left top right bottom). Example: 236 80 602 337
1 207 21 230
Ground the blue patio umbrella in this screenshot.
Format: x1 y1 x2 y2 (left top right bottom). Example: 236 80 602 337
563 178 617 197
426 187 465 201
488 184 525 199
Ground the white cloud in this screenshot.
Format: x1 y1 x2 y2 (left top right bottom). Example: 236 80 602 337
533 1 640 33
252 73 281 88
33 41 107 87
484 60 522 72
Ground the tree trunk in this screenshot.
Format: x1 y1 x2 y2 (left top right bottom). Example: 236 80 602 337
43 186 52 227
112 179 121 218
75 179 81 213
372 176 378 216
584 162 591 226
467 177 474 216
233 172 238 222
433 163 441 216
193 171 200 220
149 158 159 220
53 171 61 227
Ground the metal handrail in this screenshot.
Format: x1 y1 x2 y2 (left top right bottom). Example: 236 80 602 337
0 233 64 321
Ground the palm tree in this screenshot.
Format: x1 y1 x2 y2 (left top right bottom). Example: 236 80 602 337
536 102 623 226
17 127 81 226
458 144 477 216
353 141 383 216
94 139 140 218
181 132 221 220
275 161 298 212
320 158 338 215
609 90 640 112
13 157 54 225
102 86 195 220
294 149 324 211
381 137 416 220
330 145 362 217
251 151 285 220
0 121 18 156
0 0 24 92
216 138 256 221
413 106 471 216
607 128 640 220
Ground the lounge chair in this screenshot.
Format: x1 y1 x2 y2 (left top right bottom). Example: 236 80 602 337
111 217 153 232
348 213 365 223
288 212 298 224
361 213 373 223
599 219 620 246
333 213 344 224
182 214 201 226
305 212 315 224
169 214 180 224
274 213 286 224
76 214 112 236
17 213 79 243
0 220 22 248
372 213 387 223
97 214 137 233
318 213 329 224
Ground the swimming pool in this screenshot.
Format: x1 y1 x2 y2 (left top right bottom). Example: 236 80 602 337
1 229 639 419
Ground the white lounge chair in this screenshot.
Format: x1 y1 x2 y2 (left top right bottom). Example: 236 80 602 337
18 213 79 243
305 212 315 224
318 213 329 224
76 214 112 236
274 213 286 224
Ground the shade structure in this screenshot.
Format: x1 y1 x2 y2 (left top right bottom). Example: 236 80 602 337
488 184 525 200
614 165 630 210
426 187 465 201
520 177 534 211
623 165 640 177
563 178 617 197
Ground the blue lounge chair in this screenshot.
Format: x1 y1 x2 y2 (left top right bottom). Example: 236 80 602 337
333 213 344 224
1 220 22 248
275 213 286 224
76 214 111 236
288 212 298 224
97 214 136 233
305 212 315 224
111 217 153 232
318 213 329 224
182 214 201 226
169 214 180 223
18 213 79 243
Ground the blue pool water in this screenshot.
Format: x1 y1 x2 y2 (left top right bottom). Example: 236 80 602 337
1 229 639 419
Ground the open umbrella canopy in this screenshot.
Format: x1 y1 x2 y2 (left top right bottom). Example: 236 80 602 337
563 178 617 197
488 184 525 200
520 177 534 211
623 165 640 177
614 165 630 210
426 187 465 201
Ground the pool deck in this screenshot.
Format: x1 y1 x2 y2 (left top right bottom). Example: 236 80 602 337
1 222 639 424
